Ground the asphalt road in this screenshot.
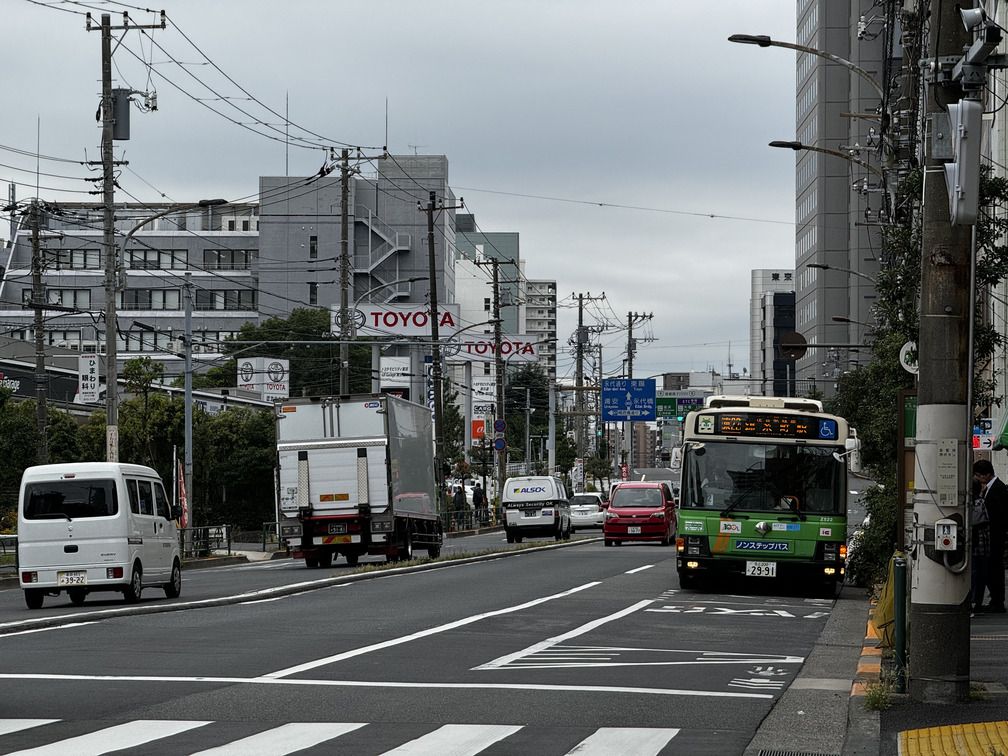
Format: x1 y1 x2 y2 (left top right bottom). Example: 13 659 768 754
0 533 838 756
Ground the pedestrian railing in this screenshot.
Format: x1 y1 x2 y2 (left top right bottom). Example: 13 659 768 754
445 507 497 532
0 534 16 572
178 524 231 559
261 521 279 551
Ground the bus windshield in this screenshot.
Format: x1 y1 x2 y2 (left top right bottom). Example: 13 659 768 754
681 441 844 515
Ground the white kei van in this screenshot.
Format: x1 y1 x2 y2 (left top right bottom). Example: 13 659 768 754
18 463 182 610
501 475 572 543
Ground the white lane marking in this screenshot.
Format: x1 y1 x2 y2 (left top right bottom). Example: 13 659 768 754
0 673 774 699
565 727 680 756
0 720 58 736
380 724 522 755
475 600 653 670
240 596 295 605
0 623 89 637
494 644 805 670
190 722 366 756
624 565 654 574
262 581 601 679
5 719 210 755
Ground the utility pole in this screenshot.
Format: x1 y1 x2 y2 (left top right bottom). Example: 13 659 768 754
183 272 194 528
624 311 653 472
339 148 351 395
492 259 506 504
30 201 47 464
575 293 585 457
910 2 992 703
87 11 164 463
420 191 463 515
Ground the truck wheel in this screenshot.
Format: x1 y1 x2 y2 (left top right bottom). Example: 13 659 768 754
401 530 414 561
123 564 142 603
427 544 441 559
345 552 359 567
317 551 333 568
68 588 87 606
24 589 44 610
305 555 319 569
163 559 182 599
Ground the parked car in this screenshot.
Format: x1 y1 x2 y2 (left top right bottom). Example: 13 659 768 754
603 481 676 547
569 492 605 529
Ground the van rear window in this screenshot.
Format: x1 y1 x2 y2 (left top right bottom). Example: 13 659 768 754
24 480 118 519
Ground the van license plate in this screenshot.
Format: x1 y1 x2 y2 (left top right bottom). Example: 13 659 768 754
523 510 539 518
745 561 776 577
57 571 87 586
628 526 641 534
328 523 347 535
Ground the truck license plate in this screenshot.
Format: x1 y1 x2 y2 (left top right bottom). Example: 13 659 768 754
628 526 641 534
57 571 87 586
745 561 776 577
328 523 347 535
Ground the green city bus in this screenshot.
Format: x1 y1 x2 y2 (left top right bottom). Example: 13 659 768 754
676 395 850 591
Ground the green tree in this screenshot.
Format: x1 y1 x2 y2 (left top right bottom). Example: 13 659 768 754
504 363 550 466
0 400 41 531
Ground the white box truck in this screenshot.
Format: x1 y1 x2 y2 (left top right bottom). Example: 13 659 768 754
276 394 442 567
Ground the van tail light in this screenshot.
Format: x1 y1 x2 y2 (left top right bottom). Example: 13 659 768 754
107 567 124 579
21 571 38 584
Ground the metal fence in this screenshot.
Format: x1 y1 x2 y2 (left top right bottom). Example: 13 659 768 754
0 534 16 572
178 525 231 559
445 507 497 532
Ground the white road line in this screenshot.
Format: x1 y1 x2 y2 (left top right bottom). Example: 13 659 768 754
189 722 366 755
0 720 57 737
0 624 89 637
564 727 680 756
475 600 654 670
5 719 210 755
624 565 654 574
262 581 601 679
0 673 775 699
380 724 522 755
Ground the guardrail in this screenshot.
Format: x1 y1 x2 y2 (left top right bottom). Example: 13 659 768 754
0 534 16 571
178 524 231 559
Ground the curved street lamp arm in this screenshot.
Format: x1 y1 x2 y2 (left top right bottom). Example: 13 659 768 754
769 141 885 179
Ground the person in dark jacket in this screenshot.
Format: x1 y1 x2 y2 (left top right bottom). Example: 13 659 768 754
973 459 1007 612
452 486 467 530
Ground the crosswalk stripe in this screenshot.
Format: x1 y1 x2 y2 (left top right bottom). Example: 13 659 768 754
4 719 211 755
565 727 680 755
189 722 367 755
379 724 523 755
0 721 58 737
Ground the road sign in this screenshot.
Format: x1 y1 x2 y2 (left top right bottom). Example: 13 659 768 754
780 331 808 359
493 418 506 433
493 437 506 451
601 378 656 421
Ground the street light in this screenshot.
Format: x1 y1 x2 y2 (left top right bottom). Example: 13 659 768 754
806 262 878 284
112 199 226 525
728 34 885 100
769 140 885 179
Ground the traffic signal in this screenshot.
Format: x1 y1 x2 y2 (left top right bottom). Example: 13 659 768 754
944 98 982 225
676 415 685 423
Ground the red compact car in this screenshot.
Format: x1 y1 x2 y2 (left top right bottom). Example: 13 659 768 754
603 481 677 547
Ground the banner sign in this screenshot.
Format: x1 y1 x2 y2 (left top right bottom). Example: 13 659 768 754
344 304 461 337
237 357 290 400
380 357 411 388
78 354 100 404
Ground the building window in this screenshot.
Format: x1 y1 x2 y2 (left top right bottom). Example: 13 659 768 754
309 282 318 305
227 219 236 231
127 249 186 270
242 220 250 231
195 288 257 311
309 235 318 259
203 249 256 270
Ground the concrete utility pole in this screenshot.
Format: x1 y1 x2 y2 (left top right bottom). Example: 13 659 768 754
624 311 653 470
492 259 506 502
87 11 164 463
183 272 194 527
421 190 463 514
575 293 585 457
30 202 47 464
910 2 973 703
339 148 351 395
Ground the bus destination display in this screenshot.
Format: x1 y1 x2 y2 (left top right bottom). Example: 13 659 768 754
714 412 838 440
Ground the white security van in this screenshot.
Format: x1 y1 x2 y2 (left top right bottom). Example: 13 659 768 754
17 463 182 610
501 475 571 543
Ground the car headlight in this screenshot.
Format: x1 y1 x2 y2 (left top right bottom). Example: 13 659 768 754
649 511 665 519
604 509 618 520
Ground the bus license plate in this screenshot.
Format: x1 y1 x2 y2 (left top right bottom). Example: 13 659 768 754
746 561 776 577
57 571 87 586
628 526 641 534
328 523 347 535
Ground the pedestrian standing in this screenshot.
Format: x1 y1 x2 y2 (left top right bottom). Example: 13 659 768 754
452 486 466 530
970 474 991 615
973 459 1007 613
472 482 486 524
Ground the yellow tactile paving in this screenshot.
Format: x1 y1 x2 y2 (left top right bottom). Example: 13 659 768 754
899 720 1008 755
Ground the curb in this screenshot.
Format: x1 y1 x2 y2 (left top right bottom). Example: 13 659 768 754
842 598 883 756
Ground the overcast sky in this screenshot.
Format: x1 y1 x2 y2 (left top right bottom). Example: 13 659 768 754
5 0 796 382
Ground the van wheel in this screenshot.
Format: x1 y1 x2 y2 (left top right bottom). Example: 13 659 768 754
505 530 515 544
345 552 359 567
25 589 44 610
163 560 182 599
514 533 523 544
68 588 87 606
123 564 142 603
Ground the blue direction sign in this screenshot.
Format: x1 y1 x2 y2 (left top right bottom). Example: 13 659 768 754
601 378 657 421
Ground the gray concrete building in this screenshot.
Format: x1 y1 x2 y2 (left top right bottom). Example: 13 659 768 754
792 1 885 394
750 268 796 396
